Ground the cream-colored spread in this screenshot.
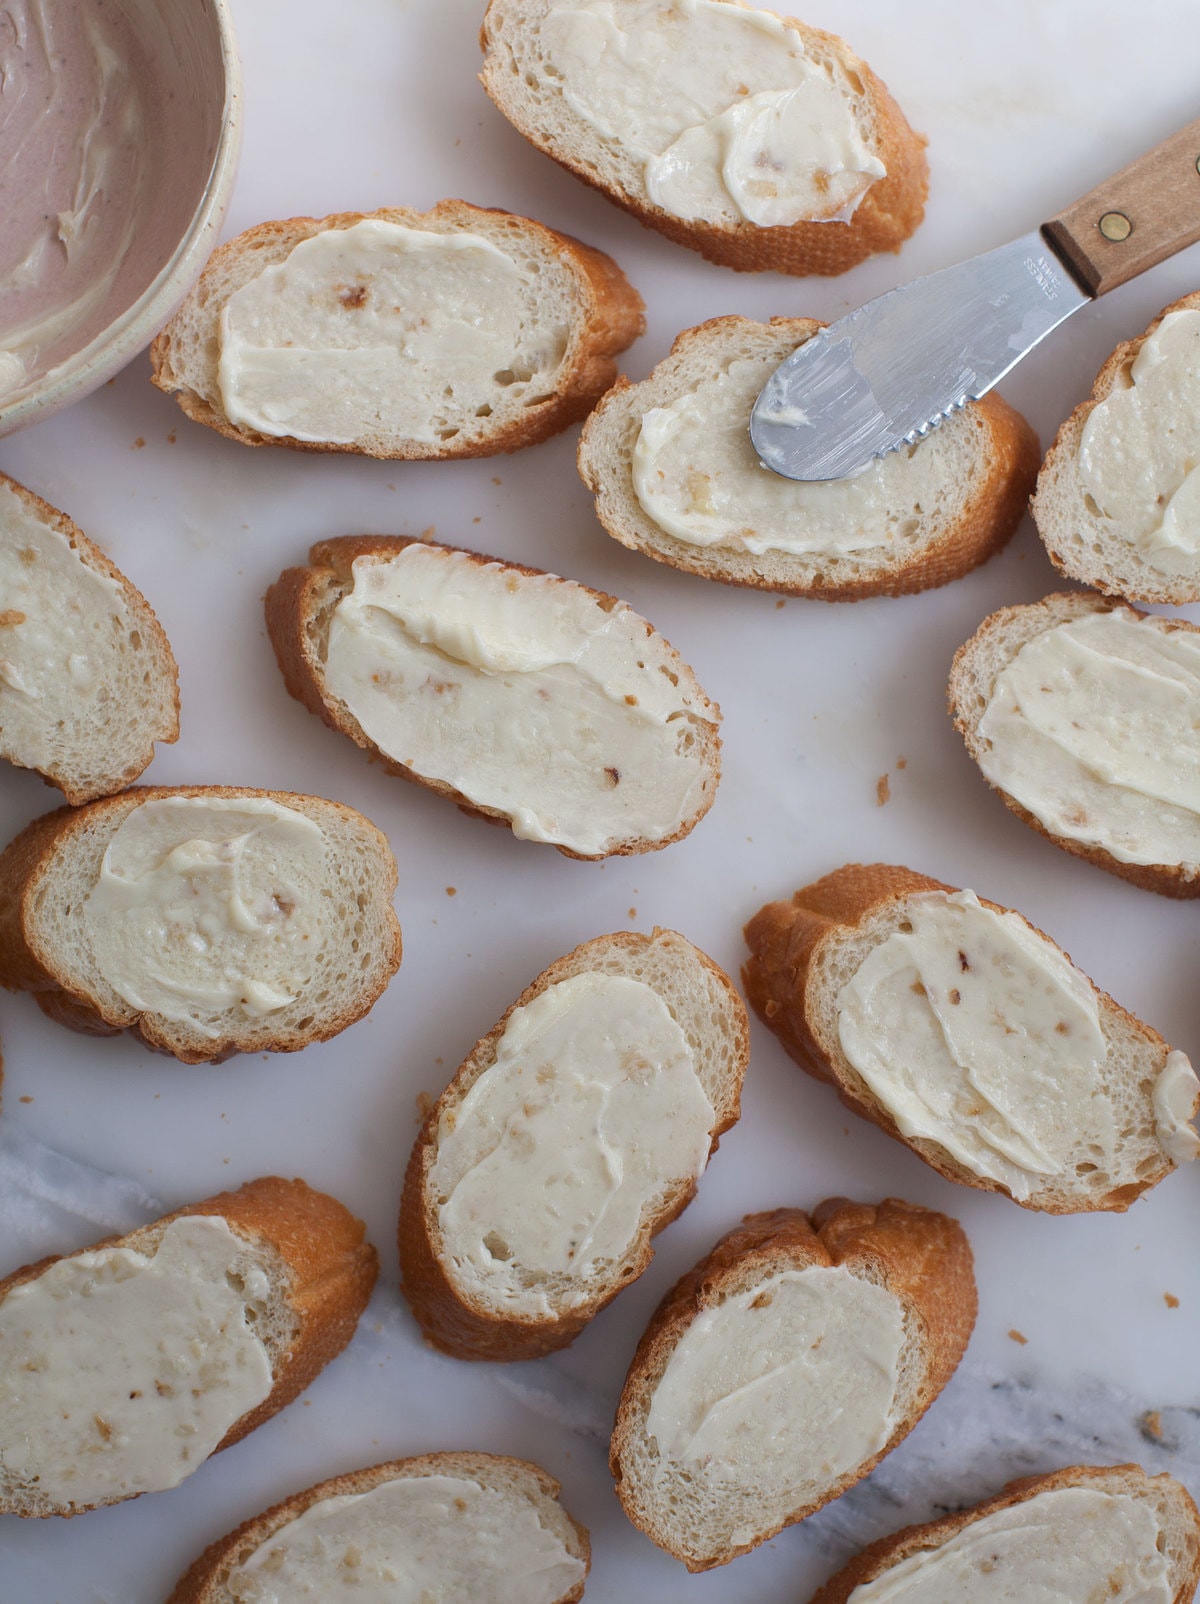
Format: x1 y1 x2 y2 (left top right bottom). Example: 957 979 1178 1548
1078 308 1200 573
539 0 884 227
1153 1050 1200 1164
432 972 714 1312
321 544 716 856
645 1266 902 1479
0 1216 273 1507
977 609 1200 868
632 353 949 554
0 2 151 397
82 797 329 1035
217 220 568 445
837 891 1113 1200
846 1486 1171 1602
0 481 126 764
225 1472 586 1603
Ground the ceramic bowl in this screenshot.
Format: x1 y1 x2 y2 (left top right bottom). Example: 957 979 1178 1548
0 0 241 438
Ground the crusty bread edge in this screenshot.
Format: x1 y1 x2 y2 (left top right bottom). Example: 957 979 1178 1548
167 1449 590 1604
399 928 750 1360
742 862 1178 1213
0 1176 378 1519
949 591 1200 897
610 1198 976 1570
1032 291 1200 605
0 471 180 803
806 1463 1200 1603
265 534 722 860
479 2 929 277
149 201 644 459
0 785 403 1063
577 315 1040 599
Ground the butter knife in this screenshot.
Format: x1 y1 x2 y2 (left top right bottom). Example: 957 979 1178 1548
751 118 1200 482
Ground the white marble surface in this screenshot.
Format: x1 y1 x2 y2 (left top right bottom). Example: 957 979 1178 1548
2 1 1200 1599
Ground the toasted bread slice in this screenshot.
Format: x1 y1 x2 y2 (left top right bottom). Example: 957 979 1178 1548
807 1463 1200 1603
0 472 178 803
578 316 1038 599
167 1450 590 1603
480 0 928 276
610 1198 975 1571
1033 292 1200 604
400 929 749 1361
0 786 402 1063
743 863 1200 1213
149 201 643 458
0 1176 377 1519
266 536 722 860
949 592 1200 897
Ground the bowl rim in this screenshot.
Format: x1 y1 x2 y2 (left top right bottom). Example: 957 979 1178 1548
0 0 243 440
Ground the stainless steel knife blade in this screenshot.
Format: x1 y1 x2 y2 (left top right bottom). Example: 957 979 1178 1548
750 231 1087 482
751 117 1200 482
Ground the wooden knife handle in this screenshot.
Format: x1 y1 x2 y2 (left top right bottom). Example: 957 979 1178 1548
1042 118 1200 296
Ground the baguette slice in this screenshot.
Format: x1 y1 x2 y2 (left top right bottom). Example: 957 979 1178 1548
400 928 749 1361
167 1451 590 1603
610 1198 975 1571
480 0 928 277
743 863 1200 1213
150 201 643 458
1033 292 1200 604
578 316 1038 599
0 1176 377 1519
0 471 178 803
949 592 1200 897
807 1464 1200 1603
0 785 403 1063
266 535 722 860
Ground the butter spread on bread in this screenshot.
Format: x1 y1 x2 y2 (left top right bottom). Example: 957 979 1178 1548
319 542 718 856
838 890 1110 1198
976 608 1200 868
745 864 1200 1211
0 1217 275 1507
632 356 973 555
221 1472 587 1602
217 221 569 446
644 1266 903 1478
151 202 643 460
844 1486 1169 1602
610 1200 975 1570
536 0 884 227
1075 309 1200 569
0 479 124 703
0 786 402 1062
400 929 747 1360
82 797 328 1034
432 972 714 1314
578 317 1039 598
0 472 178 802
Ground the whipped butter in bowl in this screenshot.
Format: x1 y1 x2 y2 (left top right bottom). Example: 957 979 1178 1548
0 0 240 435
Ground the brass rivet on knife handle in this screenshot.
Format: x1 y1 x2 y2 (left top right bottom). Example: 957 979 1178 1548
1041 117 1200 296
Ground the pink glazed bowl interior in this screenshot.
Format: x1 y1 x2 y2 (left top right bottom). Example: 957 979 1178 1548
0 0 241 437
